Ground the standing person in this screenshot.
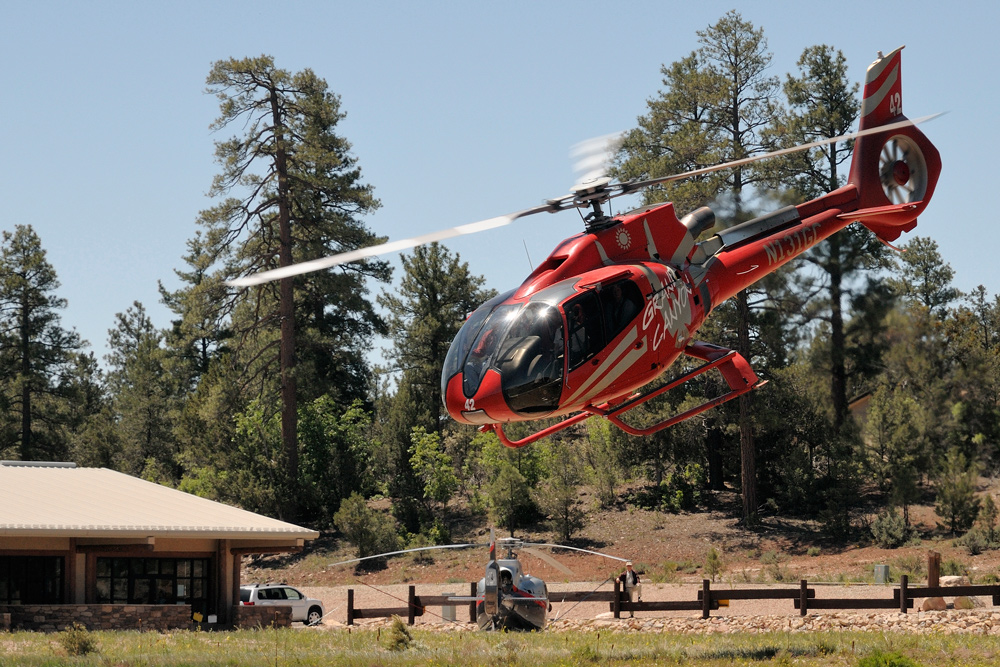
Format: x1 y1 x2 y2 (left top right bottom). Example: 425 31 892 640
618 561 642 617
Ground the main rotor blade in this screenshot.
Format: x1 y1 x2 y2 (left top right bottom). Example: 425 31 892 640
227 203 556 287
521 546 576 577
327 542 488 568
522 542 629 563
618 113 943 195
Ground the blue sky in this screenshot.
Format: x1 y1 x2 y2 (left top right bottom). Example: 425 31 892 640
0 1 991 364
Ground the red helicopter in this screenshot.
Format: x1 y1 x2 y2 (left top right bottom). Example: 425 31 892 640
231 47 941 448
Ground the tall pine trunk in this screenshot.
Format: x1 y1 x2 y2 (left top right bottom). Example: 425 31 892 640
271 89 298 522
736 289 757 525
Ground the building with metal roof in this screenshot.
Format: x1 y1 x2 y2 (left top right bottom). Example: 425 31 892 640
0 461 318 630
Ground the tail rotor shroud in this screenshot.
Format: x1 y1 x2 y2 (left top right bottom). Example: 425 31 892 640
879 134 928 204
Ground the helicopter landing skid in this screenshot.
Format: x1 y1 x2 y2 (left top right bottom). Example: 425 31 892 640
485 342 764 447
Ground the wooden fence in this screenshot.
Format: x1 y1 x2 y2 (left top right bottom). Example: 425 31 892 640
345 576 1000 625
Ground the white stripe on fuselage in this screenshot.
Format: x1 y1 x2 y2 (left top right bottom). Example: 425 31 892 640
565 325 640 406
575 343 648 407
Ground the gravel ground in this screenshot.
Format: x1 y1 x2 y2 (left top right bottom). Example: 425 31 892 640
298 581 989 630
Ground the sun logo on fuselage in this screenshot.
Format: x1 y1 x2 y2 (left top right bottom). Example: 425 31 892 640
616 229 631 250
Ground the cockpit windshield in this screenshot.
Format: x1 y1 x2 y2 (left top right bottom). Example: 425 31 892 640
496 303 564 413
462 304 521 398
441 291 513 403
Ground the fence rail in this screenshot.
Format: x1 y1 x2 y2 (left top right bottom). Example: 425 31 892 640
344 575 1000 625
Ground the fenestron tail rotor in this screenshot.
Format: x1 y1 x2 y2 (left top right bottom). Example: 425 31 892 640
879 134 928 204
226 114 941 288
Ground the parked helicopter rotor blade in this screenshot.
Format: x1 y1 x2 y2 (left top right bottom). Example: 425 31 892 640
522 542 630 563
327 542 489 569
520 546 577 577
615 113 943 197
226 203 558 287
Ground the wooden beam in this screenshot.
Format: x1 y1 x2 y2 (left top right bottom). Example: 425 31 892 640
230 546 303 556
76 544 154 553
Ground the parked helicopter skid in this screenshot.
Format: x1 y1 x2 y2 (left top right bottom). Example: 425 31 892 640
329 529 628 631
227 47 941 449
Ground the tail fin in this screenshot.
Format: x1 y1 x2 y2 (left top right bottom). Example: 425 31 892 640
847 46 942 243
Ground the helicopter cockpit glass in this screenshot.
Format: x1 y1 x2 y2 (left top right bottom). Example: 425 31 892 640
462 303 521 398
496 303 564 414
500 569 513 593
442 291 514 402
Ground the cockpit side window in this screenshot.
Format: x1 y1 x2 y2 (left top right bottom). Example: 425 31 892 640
600 280 644 341
566 291 604 370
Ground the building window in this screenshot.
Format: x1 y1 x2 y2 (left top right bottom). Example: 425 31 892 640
96 557 209 610
0 556 63 604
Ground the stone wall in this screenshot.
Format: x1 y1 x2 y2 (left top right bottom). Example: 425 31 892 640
233 605 292 629
0 604 194 632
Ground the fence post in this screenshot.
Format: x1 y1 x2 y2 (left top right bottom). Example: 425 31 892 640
613 580 621 619
346 589 354 626
900 574 908 614
702 579 711 619
799 579 808 617
928 551 940 588
407 585 416 625
469 582 477 623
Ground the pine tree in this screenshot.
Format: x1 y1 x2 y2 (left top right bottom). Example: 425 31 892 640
197 55 388 519
104 301 176 479
0 225 85 461
771 45 879 433
935 448 980 535
379 243 494 432
613 11 782 524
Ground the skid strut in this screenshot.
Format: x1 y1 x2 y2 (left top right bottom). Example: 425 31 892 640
484 342 764 447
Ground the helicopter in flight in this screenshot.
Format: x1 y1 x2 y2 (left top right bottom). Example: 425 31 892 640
231 46 941 448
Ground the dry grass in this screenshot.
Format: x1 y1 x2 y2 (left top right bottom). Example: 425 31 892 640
4 626 1000 666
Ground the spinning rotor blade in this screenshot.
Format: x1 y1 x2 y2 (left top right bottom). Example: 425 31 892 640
618 113 943 196
226 204 555 287
571 131 625 182
227 114 940 288
328 542 488 569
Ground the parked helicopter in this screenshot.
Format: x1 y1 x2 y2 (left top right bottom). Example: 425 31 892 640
330 528 628 631
230 47 941 448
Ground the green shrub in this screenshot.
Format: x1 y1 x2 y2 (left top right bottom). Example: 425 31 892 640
385 616 412 651
659 463 706 512
704 547 725 582
856 649 921 667
957 527 989 555
759 550 790 582
58 623 97 656
941 558 969 577
871 508 910 548
807 546 821 557
333 492 400 567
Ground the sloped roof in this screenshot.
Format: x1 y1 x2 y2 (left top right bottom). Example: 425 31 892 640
0 462 318 539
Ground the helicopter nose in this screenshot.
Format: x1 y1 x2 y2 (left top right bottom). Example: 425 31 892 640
443 367 504 425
